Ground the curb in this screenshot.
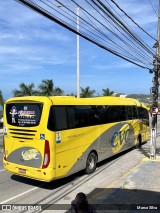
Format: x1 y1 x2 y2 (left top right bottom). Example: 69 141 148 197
142 155 160 162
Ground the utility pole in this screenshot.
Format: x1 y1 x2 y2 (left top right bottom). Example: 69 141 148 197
150 0 160 160
76 7 80 98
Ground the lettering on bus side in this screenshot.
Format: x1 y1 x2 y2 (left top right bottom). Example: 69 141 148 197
111 125 130 148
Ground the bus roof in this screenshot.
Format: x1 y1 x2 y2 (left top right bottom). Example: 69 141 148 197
5 96 145 107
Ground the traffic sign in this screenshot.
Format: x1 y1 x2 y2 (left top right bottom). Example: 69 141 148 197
150 106 158 116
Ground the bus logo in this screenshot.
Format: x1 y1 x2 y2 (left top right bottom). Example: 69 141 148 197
22 149 40 160
111 123 133 153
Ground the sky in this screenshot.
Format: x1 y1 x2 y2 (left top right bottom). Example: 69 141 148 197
0 0 159 99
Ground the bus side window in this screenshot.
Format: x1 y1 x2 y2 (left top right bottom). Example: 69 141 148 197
89 106 100 126
119 106 126 121
75 106 89 128
67 106 76 129
54 106 67 130
138 107 149 126
110 106 120 122
133 106 138 119
47 106 56 131
97 106 107 124
103 106 112 123
138 107 143 119
126 106 133 120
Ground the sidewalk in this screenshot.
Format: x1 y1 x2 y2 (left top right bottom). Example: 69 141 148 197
89 139 160 212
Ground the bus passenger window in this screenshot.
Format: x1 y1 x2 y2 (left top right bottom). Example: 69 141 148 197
133 106 138 119
89 106 100 126
126 106 133 120
67 107 76 129
54 106 67 130
138 107 149 126
47 106 55 131
102 106 112 123
97 106 107 124
119 106 126 121
110 106 120 122
75 106 89 128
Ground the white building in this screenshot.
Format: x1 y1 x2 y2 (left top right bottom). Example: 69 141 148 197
120 94 127 98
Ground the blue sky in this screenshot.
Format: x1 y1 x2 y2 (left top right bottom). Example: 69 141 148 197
0 0 158 99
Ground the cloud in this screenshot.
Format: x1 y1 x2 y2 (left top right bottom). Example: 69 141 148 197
0 1 72 44
93 61 135 71
115 0 157 25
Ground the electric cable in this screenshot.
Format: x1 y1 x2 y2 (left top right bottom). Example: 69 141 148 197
15 0 155 70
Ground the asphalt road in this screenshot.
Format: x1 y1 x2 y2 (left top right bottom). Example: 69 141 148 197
0 117 160 212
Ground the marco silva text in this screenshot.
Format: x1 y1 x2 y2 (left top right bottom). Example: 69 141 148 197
137 205 158 210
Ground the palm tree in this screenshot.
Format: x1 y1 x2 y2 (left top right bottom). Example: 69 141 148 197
12 83 36 97
102 88 114 96
80 86 96 98
0 90 4 108
53 87 64 96
38 79 64 96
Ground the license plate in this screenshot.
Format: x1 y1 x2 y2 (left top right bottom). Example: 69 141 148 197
18 168 26 174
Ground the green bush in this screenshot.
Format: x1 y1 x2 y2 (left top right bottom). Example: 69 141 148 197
0 110 3 119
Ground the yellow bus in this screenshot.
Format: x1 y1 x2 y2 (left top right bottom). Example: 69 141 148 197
3 96 149 182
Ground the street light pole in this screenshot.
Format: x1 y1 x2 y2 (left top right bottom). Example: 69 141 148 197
76 7 80 98
57 5 80 98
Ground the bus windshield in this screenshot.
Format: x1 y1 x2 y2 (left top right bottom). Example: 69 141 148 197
6 103 43 127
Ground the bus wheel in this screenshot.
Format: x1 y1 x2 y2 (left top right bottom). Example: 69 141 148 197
136 136 142 149
85 152 97 174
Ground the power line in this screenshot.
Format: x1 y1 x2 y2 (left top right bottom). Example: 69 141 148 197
82 0 153 64
15 0 155 70
110 0 157 41
57 0 153 64
92 0 155 56
148 0 158 17
73 0 154 63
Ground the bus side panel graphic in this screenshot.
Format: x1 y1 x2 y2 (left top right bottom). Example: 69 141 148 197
66 122 134 176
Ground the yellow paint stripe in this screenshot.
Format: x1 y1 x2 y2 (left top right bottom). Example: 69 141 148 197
142 155 160 162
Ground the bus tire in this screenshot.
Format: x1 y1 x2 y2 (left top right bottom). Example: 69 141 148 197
85 152 97 174
136 136 142 149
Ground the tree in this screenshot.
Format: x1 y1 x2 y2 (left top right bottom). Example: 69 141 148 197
0 90 4 119
66 92 76 97
102 88 114 96
80 86 96 98
12 83 36 97
0 90 4 108
38 79 64 96
53 87 64 96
